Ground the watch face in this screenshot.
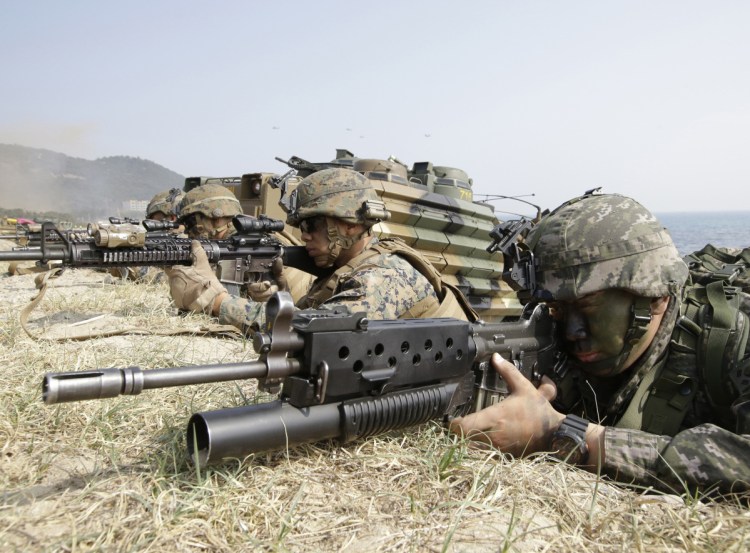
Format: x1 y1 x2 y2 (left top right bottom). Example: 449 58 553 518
551 421 588 465
551 434 584 464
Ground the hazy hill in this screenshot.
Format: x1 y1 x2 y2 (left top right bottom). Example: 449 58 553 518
0 144 185 219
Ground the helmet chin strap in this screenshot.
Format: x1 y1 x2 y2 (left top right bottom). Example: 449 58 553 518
572 296 653 376
320 217 367 268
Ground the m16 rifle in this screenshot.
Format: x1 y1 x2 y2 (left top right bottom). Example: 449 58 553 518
0 215 321 293
42 290 566 466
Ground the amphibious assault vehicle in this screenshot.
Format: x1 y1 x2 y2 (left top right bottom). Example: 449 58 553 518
184 149 522 321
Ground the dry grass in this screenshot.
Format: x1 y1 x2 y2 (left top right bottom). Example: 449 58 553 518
1 243 749 552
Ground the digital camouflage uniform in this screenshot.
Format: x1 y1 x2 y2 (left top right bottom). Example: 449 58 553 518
219 168 473 332
526 192 750 495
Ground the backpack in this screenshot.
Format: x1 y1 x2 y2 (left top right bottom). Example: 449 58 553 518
684 244 750 293
625 245 750 434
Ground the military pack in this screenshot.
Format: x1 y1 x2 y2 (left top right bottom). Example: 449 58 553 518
635 245 750 435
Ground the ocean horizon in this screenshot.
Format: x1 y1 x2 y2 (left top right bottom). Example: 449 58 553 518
655 211 750 256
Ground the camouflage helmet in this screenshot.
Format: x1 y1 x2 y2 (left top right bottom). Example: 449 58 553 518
177 183 242 222
146 188 184 218
286 168 389 228
526 192 688 301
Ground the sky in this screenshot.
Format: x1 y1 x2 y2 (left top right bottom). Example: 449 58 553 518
1 1 749 216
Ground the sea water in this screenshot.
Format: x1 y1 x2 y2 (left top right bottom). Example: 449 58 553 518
655 211 750 256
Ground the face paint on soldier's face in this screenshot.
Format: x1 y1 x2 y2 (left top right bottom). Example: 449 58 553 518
550 289 636 376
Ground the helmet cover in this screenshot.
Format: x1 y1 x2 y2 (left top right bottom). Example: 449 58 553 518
527 193 688 301
177 183 242 222
147 188 184 218
286 168 388 227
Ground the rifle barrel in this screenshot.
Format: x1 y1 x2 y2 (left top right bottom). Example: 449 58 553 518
0 249 65 261
42 360 301 404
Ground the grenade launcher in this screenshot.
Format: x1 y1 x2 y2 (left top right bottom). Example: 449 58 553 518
41 291 566 466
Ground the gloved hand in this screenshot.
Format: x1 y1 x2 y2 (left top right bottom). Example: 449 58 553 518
166 241 226 314
245 257 288 302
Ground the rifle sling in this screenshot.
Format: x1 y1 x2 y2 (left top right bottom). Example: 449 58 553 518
19 268 242 341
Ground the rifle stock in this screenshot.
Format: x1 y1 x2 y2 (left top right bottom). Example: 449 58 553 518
42 291 565 465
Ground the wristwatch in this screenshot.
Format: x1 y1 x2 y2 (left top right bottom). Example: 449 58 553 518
550 414 589 465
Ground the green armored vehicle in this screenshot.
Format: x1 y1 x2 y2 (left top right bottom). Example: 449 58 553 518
184 149 522 321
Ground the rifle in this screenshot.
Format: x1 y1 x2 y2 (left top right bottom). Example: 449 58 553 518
42 291 566 466
0 215 323 293
14 217 162 248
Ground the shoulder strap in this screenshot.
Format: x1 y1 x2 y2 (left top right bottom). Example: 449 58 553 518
701 281 749 407
616 302 700 435
302 248 382 308
19 268 242 341
620 280 749 435
616 356 669 431
373 238 478 321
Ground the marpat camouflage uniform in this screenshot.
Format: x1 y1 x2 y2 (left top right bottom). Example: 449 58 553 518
218 168 472 331
218 237 444 333
525 192 750 495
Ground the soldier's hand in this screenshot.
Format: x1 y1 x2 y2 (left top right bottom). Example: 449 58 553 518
449 353 565 457
166 241 226 314
246 258 288 302
246 281 279 302
272 257 289 292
